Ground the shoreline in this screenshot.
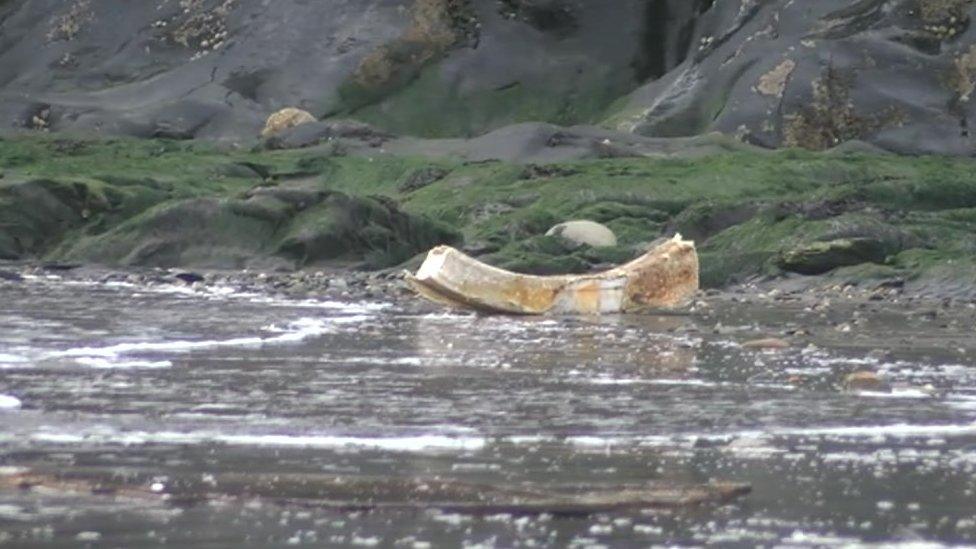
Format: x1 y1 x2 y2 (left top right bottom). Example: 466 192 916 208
3 257 975 394
3 258 975 318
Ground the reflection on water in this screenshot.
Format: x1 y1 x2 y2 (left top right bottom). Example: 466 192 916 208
1 275 976 546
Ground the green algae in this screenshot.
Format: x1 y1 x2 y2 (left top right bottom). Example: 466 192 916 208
3 135 976 291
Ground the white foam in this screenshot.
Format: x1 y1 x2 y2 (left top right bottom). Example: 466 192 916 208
247 296 391 313
857 388 932 399
0 353 28 369
27 430 486 453
52 317 336 360
647 379 724 387
783 531 861 546
0 395 21 409
947 394 976 411
0 466 29 476
774 423 976 438
499 421 976 451
74 357 173 369
586 377 644 386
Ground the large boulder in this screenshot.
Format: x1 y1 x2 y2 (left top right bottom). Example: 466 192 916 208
261 108 316 138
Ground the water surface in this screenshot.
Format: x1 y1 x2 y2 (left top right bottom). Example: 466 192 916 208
1 275 975 546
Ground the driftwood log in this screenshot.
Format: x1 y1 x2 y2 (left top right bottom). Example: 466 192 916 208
2 469 749 516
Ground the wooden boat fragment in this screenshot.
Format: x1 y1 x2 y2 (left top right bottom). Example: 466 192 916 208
407 234 699 314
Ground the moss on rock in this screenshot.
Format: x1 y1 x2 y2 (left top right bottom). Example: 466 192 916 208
3 135 976 293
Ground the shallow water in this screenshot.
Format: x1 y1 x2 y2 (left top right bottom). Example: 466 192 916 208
1 275 975 546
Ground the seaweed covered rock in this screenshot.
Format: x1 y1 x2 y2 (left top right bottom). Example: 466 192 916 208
3 136 976 298
63 186 459 269
779 238 891 275
0 178 110 260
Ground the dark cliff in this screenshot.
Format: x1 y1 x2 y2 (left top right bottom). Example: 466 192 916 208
1 0 973 154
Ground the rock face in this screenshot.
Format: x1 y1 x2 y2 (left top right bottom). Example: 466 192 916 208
546 220 618 249
0 0 656 141
610 0 976 155
1 0 972 154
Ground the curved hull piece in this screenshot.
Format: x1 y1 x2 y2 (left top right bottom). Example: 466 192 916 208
407 236 699 315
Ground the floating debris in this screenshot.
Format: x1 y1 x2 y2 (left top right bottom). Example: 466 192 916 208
408 235 698 314
0 470 749 516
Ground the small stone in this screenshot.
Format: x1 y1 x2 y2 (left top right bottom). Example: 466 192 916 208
741 337 790 349
174 272 205 284
75 532 102 542
844 371 891 392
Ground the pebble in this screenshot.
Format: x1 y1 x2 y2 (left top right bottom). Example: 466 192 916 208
843 371 890 392
75 531 102 542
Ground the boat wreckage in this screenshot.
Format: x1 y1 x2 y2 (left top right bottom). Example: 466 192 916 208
407 235 699 315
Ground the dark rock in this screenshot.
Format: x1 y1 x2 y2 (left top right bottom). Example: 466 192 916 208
174 272 205 284
0 270 24 282
41 263 81 272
